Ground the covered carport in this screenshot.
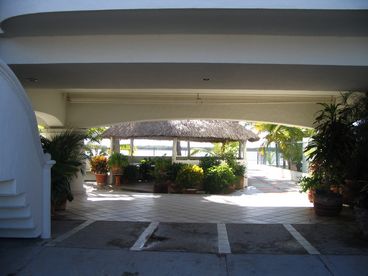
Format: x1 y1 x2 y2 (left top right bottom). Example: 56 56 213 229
1 2 368 274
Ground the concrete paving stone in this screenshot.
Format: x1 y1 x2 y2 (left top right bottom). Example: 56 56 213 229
293 223 368 255
144 222 218 253
227 224 307 254
51 219 86 239
228 254 330 275
56 221 149 250
18 247 227 276
325 255 368 276
0 243 44 276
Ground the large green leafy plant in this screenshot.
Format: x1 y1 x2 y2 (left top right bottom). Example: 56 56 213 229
175 165 204 190
203 163 236 194
108 152 129 173
305 101 355 189
41 130 88 205
342 92 368 182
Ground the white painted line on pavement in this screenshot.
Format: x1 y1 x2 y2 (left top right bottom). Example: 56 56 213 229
130 221 159 251
46 220 95 247
217 223 231 254
283 224 320 255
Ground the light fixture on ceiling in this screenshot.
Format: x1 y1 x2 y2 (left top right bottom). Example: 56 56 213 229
24 77 38 83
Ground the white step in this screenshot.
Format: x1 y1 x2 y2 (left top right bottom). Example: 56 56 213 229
0 179 16 194
0 205 31 219
0 193 26 207
0 217 35 229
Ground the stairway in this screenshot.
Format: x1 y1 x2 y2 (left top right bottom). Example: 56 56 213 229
0 179 38 237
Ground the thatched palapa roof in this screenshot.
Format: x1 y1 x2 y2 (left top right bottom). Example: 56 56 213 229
102 120 259 142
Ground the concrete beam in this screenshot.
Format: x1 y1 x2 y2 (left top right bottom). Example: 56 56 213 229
27 90 66 127
66 101 321 128
2 35 368 66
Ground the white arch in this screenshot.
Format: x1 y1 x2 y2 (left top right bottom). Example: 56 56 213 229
0 59 53 238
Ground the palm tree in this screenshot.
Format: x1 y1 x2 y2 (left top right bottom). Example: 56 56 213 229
255 123 313 171
41 130 88 208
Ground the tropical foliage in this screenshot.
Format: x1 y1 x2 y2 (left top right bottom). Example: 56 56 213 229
107 152 129 168
305 101 355 188
90 155 109 174
203 163 236 194
255 123 313 171
175 165 204 190
84 127 108 158
199 156 221 173
40 130 88 205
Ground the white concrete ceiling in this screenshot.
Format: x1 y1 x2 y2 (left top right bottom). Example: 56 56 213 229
10 63 368 91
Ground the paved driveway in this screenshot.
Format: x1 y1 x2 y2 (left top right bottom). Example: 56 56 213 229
1 165 365 276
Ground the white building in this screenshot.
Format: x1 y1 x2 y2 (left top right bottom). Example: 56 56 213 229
1 0 367 238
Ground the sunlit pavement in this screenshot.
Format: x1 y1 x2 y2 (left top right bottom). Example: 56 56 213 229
64 165 352 224
1 165 365 276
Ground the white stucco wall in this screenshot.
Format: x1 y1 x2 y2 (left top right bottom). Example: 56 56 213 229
27 90 66 127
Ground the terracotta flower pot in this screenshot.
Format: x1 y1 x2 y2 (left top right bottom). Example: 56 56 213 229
95 173 107 186
308 189 316 203
114 175 122 186
111 166 123 175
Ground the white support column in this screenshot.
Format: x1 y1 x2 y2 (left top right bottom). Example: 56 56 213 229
111 137 120 153
243 140 248 187
302 137 310 173
187 141 190 159
42 153 55 239
172 138 178 163
130 138 134 162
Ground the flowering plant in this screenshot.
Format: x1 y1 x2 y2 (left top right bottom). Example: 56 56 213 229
90 155 109 174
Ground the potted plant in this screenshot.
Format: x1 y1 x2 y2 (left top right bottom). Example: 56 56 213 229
304 101 354 216
90 155 109 187
108 152 129 185
233 163 246 189
298 175 322 203
152 157 171 193
40 130 87 212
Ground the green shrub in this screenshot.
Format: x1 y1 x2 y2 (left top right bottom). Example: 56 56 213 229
203 163 236 194
40 130 87 205
199 156 221 173
167 162 186 182
108 152 129 168
175 165 204 190
232 163 246 177
139 158 155 181
153 157 172 183
124 165 139 181
298 175 322 193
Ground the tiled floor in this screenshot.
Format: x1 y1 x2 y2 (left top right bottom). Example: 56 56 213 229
64 165 354 224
